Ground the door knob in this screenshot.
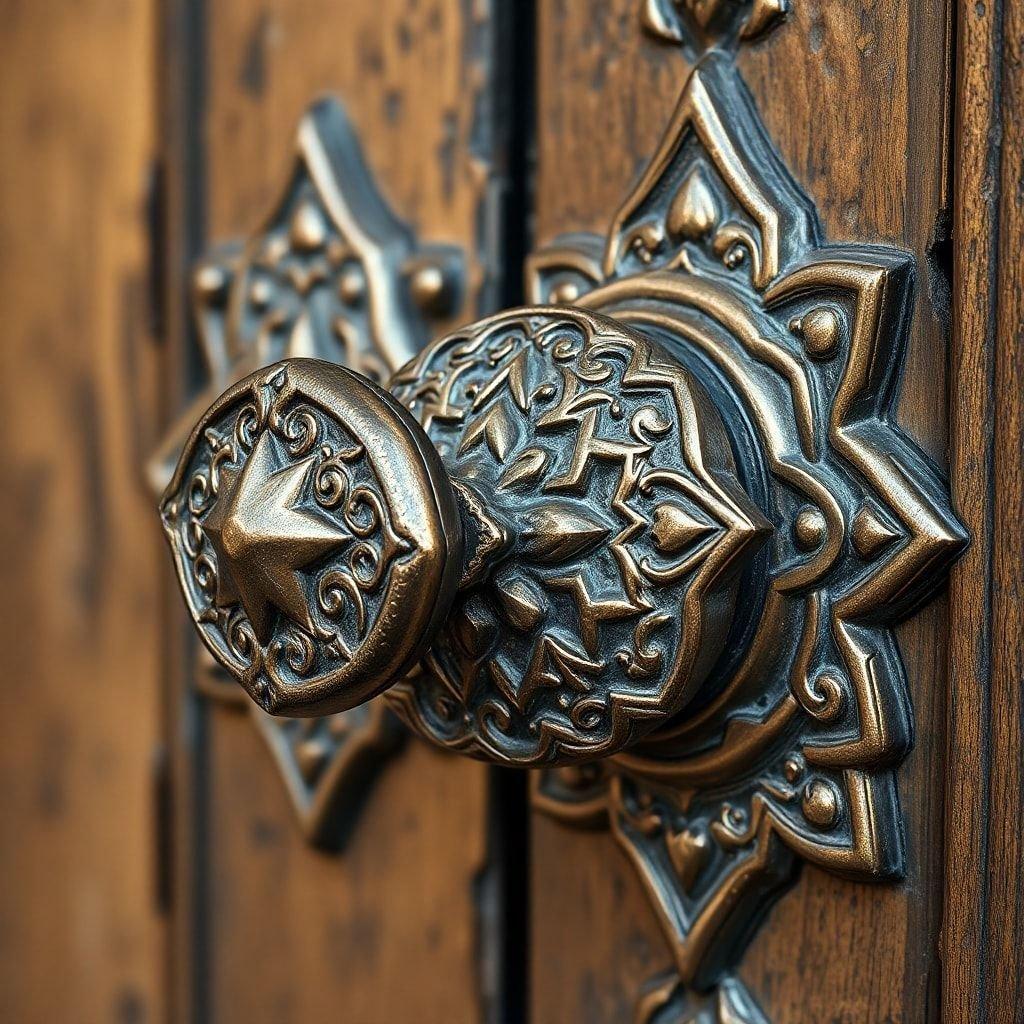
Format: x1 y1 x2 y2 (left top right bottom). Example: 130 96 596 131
161 42 968 775
162 307 772 765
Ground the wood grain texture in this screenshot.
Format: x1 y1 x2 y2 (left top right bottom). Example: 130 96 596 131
531 4 954 1021
942 2 1024 1021
158 1 507 1020
203 0 502 322
737 7 952 1021
0 0 164 1021
205 719 488 1022
529 817 671 1024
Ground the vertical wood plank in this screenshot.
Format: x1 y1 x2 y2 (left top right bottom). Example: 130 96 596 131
158 2 511 1019
0 0 164 1021
157 3 209 1019
737 6 952 1020
942 2 1024 1021
530 4 954 1020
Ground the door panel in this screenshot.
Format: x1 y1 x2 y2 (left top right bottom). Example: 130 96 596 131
158 2 513 1019
738 6 952 1020
8 2 1024 1022
0 1 163 1022
530 4 954 1021
944 3 1024 1022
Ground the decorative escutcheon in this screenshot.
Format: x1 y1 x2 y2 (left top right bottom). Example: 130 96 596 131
160 24 969 1023
150 94 463 846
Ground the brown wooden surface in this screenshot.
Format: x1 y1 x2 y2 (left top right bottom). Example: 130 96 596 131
943 2 1024 1022
530 4 955 1021
159 1 507 1020
0 1 164 1021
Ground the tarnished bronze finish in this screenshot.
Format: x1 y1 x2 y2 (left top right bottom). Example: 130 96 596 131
387 308 770 764
162 359 464 718
641 0 790 51
160 40 967 1023
148 96 462 497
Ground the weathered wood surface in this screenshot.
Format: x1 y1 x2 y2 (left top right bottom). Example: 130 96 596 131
531 4 954 1021
0 0 164 1021
160 1 507 1020
942 2 1024 1022
5 1 1020 1020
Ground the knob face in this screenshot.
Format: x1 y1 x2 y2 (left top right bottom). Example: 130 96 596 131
161 359 462 717
387 308 769 765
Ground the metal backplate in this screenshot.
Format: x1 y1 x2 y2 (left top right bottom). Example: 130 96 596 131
151 99 464 846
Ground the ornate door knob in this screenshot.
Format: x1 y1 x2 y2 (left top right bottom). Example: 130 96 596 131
161 52 967 783
159 43 968 1016
162 308 772 765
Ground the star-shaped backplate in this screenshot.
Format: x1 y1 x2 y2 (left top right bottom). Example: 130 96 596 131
527 49 966 1020
150 98 463 846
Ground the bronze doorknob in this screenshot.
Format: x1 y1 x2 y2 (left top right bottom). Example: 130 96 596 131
162 307 771 766
161 54 967 780
158 49 970 1008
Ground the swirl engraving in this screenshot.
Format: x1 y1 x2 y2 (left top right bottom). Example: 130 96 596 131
162 366 413 711
388 309 767 765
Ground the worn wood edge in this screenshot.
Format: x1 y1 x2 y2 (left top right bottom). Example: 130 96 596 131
943 2 1024 1022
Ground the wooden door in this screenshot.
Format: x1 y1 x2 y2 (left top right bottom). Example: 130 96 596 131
153 3 529 1021
3 3 1022 1023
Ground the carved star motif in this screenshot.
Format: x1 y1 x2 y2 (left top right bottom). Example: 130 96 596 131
203 432 351 643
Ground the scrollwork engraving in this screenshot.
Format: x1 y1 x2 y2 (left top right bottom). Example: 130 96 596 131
162 365 415 714
388 309 769 765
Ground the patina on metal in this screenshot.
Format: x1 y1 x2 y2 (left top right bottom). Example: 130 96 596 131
163 309 771 762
